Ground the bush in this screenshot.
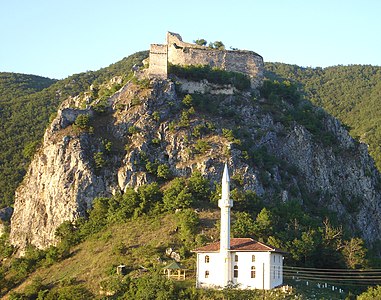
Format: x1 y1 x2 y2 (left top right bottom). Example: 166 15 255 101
157 164 171 179
93 151 106 169
188 171 210 202
163 178 193 210
358 285 381 299
176 209 200 243
128 125 140 135
193 139 211 154
168 64 251 90
74 114 90 129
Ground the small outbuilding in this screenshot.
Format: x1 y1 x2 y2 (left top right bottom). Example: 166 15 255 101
163 261 187 280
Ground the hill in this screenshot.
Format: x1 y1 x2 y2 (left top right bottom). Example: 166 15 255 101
1 54 381 298
0 51 148 208
2 208 362 299
265 63 381 170
1 60 381 210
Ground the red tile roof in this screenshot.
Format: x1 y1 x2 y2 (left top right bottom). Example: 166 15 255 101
192 238 284 253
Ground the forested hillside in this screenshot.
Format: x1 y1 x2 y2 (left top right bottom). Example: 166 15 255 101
265 63 381 170
0 51 148 207
1 56 381 298
1 59 380 209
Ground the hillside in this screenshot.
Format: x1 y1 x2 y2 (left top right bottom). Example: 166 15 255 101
2 211 351 299
2 55 381 298
265 63 381 171
0 51 148 208
1 61 381 211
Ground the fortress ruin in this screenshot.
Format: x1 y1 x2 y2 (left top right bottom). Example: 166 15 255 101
149 32 264 88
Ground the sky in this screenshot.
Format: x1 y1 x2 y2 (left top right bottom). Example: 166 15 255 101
1 0 380 79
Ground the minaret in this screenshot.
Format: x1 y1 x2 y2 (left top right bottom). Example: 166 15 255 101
218 163 233 287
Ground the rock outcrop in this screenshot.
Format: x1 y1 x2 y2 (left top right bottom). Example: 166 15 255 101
10 74 381 252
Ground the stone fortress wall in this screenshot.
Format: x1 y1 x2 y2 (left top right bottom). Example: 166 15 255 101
148 44 168 79
149 32 264 88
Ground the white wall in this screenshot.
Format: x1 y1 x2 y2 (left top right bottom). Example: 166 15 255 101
196 252 224 288
196 251 283 290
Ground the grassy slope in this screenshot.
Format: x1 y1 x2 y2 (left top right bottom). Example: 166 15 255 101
6 210 350 300
8 211 219 297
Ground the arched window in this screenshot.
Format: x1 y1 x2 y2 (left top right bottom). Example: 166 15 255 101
234 265 238 278
234 254 239 262
251 266 256 278
205 270 209 278
205 255 210 263
251 254 256 262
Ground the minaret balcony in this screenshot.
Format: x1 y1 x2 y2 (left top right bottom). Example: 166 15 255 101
218 199 233 208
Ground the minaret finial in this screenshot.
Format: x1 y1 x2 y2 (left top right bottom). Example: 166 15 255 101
221 163 230 203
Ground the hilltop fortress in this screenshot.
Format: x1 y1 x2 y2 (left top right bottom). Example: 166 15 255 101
149 32 264 88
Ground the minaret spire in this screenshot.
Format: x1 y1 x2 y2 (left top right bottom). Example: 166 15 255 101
218 163 233 287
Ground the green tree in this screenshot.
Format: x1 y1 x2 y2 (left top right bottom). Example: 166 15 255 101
290 229 317 264
182 94 193 107
80 197 109 236
126 272 176 300
358 285 381 300
157 164 171 179
163 178 193 210
136 183 162 215
232 212 255 237
188 171 210 202
93 151 106 170
73 114 90 130
342 237 368 269
194 39 207 46
253 208 274 240
176 208 199 244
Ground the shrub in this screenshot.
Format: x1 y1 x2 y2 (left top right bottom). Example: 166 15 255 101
157 164 171 179
193 139 211 154
168 64 251 90
93 151 106 169
163 178 193 210
152 111 160 122
74 114 90 129
194 39 207 46
182 94 193 107
128 125 140 135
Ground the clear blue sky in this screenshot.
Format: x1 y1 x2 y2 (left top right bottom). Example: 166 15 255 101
1 0 380 79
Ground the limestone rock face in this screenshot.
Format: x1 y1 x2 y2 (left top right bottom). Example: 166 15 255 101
9 76 381 251
10 129 109 250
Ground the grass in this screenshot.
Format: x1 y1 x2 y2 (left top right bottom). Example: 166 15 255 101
7 211 219 297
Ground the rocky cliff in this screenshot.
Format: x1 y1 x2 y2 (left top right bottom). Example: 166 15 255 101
9 70 381 252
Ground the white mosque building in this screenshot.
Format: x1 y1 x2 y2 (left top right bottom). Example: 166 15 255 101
193 164 284 290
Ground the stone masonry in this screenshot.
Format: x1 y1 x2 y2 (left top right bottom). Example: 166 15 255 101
149 32 264 88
